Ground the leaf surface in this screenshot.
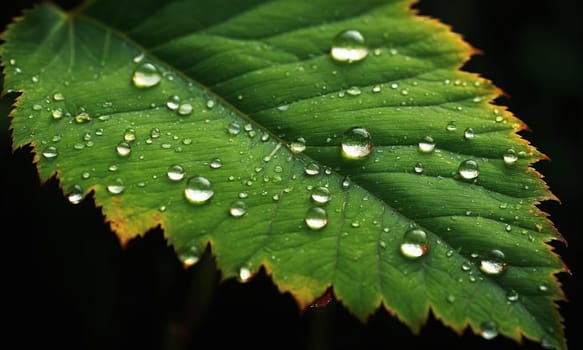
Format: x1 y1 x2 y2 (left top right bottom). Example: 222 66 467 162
0 0 569 348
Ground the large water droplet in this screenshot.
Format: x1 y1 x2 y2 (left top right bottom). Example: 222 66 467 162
116 142 131 157
480 321 498 340
341 127 373 160
132 62 161 88
42 145 58 159
330 29 368 63
418 136 436 153
229 200 247 217
400 228 429 258
479 249 508 275
177 103 193 116
463 128 475 139
107 178 125 194
311 186 331 205
458 159 480 180
184 176 214 204
305 207 328 230
304 162 320 176
67 184 84 204
503 148 518 165
167 164 186 181
290 137 306 154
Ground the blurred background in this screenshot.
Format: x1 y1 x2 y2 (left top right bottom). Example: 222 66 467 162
1 0 580 349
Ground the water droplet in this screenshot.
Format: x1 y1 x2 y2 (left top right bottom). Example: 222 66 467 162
179 246 200 266
341 176 351 189
479 249 508 275
52 92 64 101
446 294 456 303
116 142 131 157
418 136 436 153
346 86 362 96
107 178 125 194
463 128 475 139
290 137 306 154
341 127 373 160
74 112 91 124
480 321 498 340
304 162 320 176
461 261 472 271
51 108 64 120
458 160 480 180
330 29 368 63
167 164 186 181
238 266 253 283
305 207 328 230
229 200 247 217
132 62 161 88
538 284 548 292
400 228 429 258
178 103 193 116
123 128 136 142
184 176 214 204
67 184 84 204
227 122 241 135
42 145 58 159
413 162 424 174
503 148 518 165
311 186 331 204
209 158 223 169
446 121 457 131
506 289 519 303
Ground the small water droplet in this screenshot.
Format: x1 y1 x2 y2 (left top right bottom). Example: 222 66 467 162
446 121 457 131
179 246 200 266
418 136 436 153
209 158 223 169
305 207 328 230
167 164 186 181
74 112 91 124
238 266 253 283
506 289 519 303
346 86 362 96
446 294 456 303
538 284 548 292
52 92 64 101
132 62 161 88
229 200 247 217
290 137 306 154
184 176 214 204
400 228 429 258
341 176 351 189
480 321 498 340
503 148 518 165
458 160 480 180
461 261 472 271
463 128 475 139
123 128 136 142
67 184 84 204
116 142 132 157
445 249 454 257
341 127 373 160
413 162 424 174
330 29 368 63
311 186 331 205
304 162 320 176
177 103 193 116
42 145 58 159
479 249 508 275
51 108 64 120
107 178 125 194
227 122 241 135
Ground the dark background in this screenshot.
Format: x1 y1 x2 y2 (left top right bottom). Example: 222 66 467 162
1 1 581 349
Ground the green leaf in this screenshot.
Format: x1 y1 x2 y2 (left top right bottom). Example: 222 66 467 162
0 0 569 348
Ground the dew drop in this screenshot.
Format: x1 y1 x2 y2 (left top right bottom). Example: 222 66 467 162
227 122 241 135
67 184 84 204
51 108 64 120
305 207 328 230
418 136 436 153
290 137 306 154
132 62 161 88
341 127 373 160
458 160 480 180
116 142 132 157
238 266 253 283
446 121 457 131
311 186 331 204
346 86 362 96
330 29 368 63
53 92 65 101
123 128 137 142
463 128 475 139
42 145 58 159
209 158 223 169
229 200 247 217
480 321 498 340
503 148 518 165
177 103 193 116
179 246 200 266
506 289 519 303
341 176 351 189
479 249 508 275
461 261 472 271
304 162 320 176
167 164 186 181
413 162 424 174
107 178 125 194
184 176 214 204
400 228 429 259
74 112 91 124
